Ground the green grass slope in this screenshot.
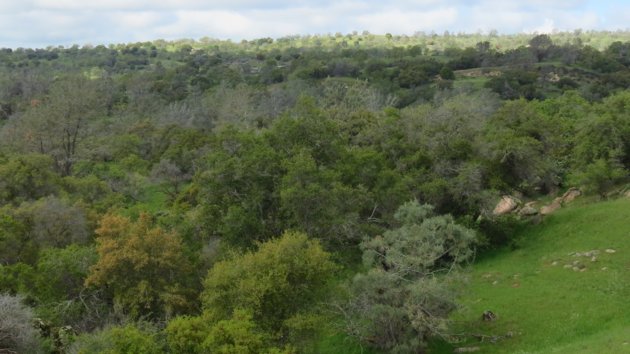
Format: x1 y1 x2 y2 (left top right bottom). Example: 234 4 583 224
454 198 630 353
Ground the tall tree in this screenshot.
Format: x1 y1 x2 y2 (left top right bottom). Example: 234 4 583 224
6 76 108 175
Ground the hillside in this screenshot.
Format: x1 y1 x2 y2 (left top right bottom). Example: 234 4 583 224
0 32 629 353
453 197 630 353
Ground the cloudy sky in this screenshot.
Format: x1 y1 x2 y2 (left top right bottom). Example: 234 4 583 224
0 0 627 48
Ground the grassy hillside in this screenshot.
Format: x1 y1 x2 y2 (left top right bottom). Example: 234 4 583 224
454 197 630 353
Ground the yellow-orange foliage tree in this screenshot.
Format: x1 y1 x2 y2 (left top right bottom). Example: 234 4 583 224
85 213 193 320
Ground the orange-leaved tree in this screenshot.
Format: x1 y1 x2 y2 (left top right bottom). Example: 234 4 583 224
85 213 194 320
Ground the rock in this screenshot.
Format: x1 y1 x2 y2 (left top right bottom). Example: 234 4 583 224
551 261 558 266
601 267 608 271
605 249 617 254
518 205 538 216
540 200 561 215
563 264 572 269
591 256 597 262
482 310 497 321
492 280 499 285
493 195 520 215
575 250 599 257
572 266 580 271
625 190 630 198
579 268 587 272
454 347 481 353
561 187 582 204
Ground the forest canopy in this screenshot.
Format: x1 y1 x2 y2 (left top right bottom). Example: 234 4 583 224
0 30 629 353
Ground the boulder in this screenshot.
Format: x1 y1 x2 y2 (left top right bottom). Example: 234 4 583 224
561 188 581 204
518 205 538 216
493 195 520 215
540 200 561 215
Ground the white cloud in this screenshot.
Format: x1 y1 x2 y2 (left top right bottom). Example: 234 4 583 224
156 10 254 38
0 0 626 48
112 11 165 29
525 18 556 34
354 8 459 34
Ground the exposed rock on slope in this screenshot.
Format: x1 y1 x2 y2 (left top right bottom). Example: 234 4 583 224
493 195 521 215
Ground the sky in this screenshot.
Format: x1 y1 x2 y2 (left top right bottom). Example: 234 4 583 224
0 0 627 48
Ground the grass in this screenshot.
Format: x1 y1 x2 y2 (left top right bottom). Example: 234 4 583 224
120 184 169 218
452 197 630 353
311 332 379 354
453 76 489 90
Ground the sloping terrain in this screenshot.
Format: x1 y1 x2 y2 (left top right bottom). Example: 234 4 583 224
454 198 630 353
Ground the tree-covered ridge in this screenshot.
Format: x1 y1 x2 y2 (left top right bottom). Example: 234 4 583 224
0 31 628 353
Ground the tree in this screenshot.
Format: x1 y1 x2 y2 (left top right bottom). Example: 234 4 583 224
202 231 336 336
85 213 194 319
68 324 162 354
20 196 90 248
482 99 560 193
32 245 106 330
166 232 334 352
439 66 455 80
529 34 553 62
573 92 630 170
0 154 60 205
166 316 209 354
6 76 108 176
279 151 367 244
569 158 626 197
194 128 283 248
339 201 476 352
166 311 292 354
485 69 540 100
362 202 476 276
0 294 46 354
0 212 32 265
150 159 191 202
202 309 291 354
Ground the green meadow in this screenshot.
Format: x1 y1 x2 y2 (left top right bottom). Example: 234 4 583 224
454 198 630 353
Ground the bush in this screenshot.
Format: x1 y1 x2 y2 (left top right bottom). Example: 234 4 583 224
0 293 46 353
340 201 476 352
569 158 627 197
202 231 337 334
68 324 162 354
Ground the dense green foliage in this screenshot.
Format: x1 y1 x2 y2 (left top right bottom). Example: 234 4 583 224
0 31 628 353
337 201 476 352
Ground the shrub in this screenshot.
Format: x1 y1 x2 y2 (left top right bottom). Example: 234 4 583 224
0 293 46 353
